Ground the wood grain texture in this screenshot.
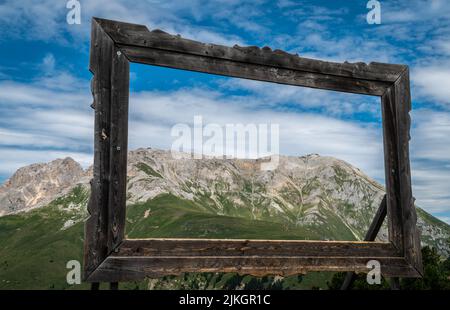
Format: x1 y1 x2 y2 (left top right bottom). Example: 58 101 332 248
364 194 387 241
119 45 390 96
88 256 420 282
393 69 423 275
83 18 114 280
93 17 405 83
106 46 129 252
382 86 404 252
114 239 398 258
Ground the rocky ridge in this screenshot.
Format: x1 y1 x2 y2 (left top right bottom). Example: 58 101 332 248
0 148 449 255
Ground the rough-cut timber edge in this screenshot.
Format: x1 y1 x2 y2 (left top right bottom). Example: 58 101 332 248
88 256 419 282
114 239 399 258
83 17 423 283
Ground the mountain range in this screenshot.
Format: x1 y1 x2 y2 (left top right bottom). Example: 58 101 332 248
0 148 449 289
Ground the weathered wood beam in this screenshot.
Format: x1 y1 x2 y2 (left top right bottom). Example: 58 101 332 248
382 86 404 252
393 70 422 276
119 45 390 96
365 195 388 241
106 45 129 252
93 17 405 83
87 256 420 282
381 69 422 275
83 18 115 281
115 238 397 257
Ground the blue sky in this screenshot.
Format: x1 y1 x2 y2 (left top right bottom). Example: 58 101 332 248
0 0 449 224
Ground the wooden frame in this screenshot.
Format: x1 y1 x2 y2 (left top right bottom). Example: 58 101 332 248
83 17 423 283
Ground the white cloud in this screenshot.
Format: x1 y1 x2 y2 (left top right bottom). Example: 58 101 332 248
0 0 448 223
0 60 94 178
0 80 89 107
0 0 246 46
0 71 448 223
413 65 450 106
410 109 450 214
411 165 450 214
383 0 450 24
40 53 56 75
411 109 450 161
127 87 385 180
0 147 92 177
218 78 381 116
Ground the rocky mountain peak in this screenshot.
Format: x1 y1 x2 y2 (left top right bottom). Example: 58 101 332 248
0 157 86 216
0 148 448 256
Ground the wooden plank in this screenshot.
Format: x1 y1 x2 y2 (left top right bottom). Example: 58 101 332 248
87 256 421 282
381 86 404 252
115 239 398 258
119 45 390 96
93 17 405 83
83 18 114 280
106 46 130 251
394 70 423 275
364 194 387 241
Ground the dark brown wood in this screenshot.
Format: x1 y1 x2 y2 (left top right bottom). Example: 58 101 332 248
83 18 114 281
115 238 397 257
94 18 404 83
83 17 423 284
393 70 423 275
341 195 387 290
106 46 129 252
364 195 388 241
119 45 390 96
88 256 419 282
382 69 422 276
382 86 404 252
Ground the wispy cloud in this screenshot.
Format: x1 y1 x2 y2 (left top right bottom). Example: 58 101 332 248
0 0 448 223
0 53 93 176
218 78 381 117
0 0 246 46
127 84 385 180
413 65 450 107
411 109 450 214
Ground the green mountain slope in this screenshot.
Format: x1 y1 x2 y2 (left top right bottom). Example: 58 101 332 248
0 188 332 289
126 193 355 240
0 186 89 289
1 149 449 289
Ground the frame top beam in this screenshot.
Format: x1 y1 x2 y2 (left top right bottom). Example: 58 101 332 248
94 17 406 86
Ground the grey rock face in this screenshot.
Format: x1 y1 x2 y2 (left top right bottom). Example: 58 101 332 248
0 157 85 216
1 148 449 255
